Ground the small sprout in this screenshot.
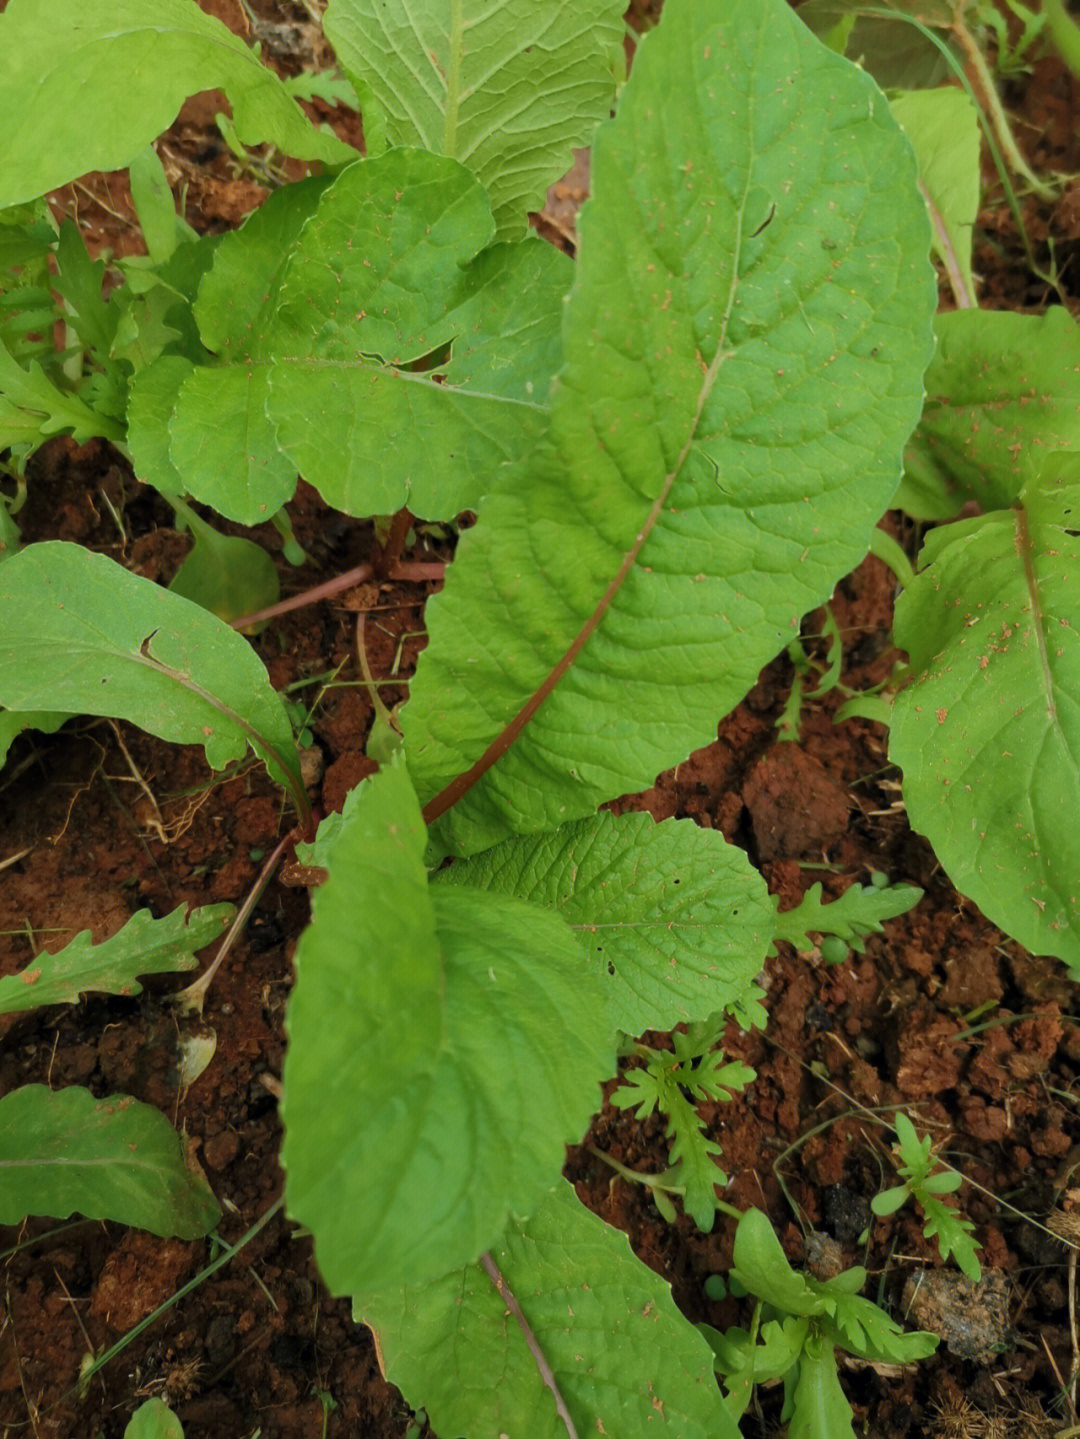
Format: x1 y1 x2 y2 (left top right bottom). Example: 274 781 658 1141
819 935 850 965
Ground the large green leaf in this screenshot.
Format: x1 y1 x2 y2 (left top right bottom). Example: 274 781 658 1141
0 1085 221 1239
900 309 1080 519
323 0 624 240
0 903 233 1016
0 0 353 208
890 463 1080 969
165 154 566 523
436 812 773 1036
0 707 69 767
281 762 612 1294
401 0 936 857
359 1179 739 1439
0 543 306 818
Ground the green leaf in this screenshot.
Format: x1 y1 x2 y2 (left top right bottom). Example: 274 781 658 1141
54 222 118 361
126 354 195 495
0 0 354 208
732 1209 825 1319
125 1399 185 1439
0 707 69 766
281 761 613 1295
323 0 624 240
0 543 306 819
358 1179 740 1439
900 310 1080 519
771 880 923 955
820 1289 938 1363
169 509 279 626
787 1338 855 1439
890 463 1080 970
796 2 953 89
169 155 566 523
0 1085 220 1239
401 0 936 857
889 87 980 306
0 338 122 448
434 812 773 1036
125 1398 185 1439
0 903 233 1016
128 146 185 266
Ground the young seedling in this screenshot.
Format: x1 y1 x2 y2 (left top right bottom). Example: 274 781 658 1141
704 1207 938 1437
871 1113 982 1282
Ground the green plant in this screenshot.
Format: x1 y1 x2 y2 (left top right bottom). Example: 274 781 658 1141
704 1207 939 1438
871 1112 982 1281
610 1019 756 1230
1 0 1031 1429
124 1397 185 1439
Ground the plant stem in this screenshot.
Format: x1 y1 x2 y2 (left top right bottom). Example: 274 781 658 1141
951 17 1055 200
918 178 976 309
1043 0 1080 79
229 560 445 631
170 828 295 1015
479 1250 579 1439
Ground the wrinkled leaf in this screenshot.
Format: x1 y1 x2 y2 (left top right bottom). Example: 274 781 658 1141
436 811 773 1036
0 904 233 1016
324 0 624 239
0 0 353 208
0 543 306 817
167 154 566 523
891 463 1080 969
0 1085 220 1238
281 761 612 1294
402 0 936 856
900 309 1080 519
359 1179 739 1439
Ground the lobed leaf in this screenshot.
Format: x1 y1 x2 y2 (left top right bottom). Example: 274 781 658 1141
0 904 233 1016
434 811 773 1036
359 1178 739 1438
890 463 1080 969
0 0 353 208
0 1085 220 1238
281 762 613 1295
900 309 1080 519
771 880 923 955
323 0 624 240
0 543 306 818
401 0 937 856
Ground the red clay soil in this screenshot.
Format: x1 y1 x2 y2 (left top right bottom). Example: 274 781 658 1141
2 2 1080 1436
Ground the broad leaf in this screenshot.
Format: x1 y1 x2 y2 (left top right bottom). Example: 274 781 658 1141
890 463 1080 970
359 1179 739 1439
167 154 567 523
402 0 936 857
889 88 980 307
169 510 279 626
796 1 953 89
435 812 773 1036
0 0 353 208
0 543 306 818
900 309 1080 519
125 1398 185 1439
281 762 612 1294
0 903 233 1016
323 0 624 240
0 1085 220 1239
